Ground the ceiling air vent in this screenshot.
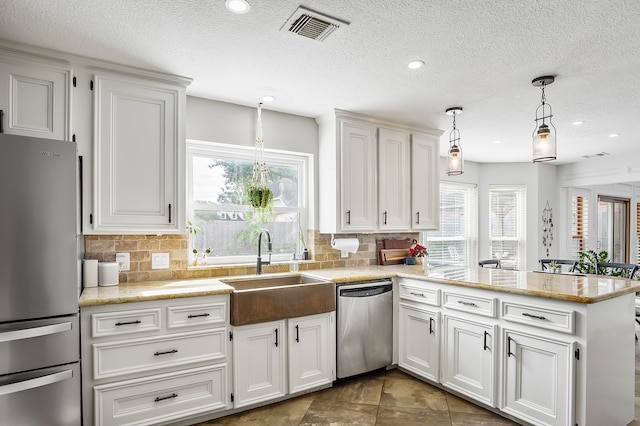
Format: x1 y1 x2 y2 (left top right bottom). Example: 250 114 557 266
280 6 349 41
582 152 610 158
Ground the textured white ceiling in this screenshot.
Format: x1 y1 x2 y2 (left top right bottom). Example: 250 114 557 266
1 0 639 164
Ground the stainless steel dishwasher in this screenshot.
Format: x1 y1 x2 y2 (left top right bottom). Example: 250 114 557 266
336 279 393 379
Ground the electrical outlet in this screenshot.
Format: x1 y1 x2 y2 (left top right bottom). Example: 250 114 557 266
151 253 170 269
115 252 130 271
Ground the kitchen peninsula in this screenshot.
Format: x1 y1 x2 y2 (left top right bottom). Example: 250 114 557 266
79 266 639 426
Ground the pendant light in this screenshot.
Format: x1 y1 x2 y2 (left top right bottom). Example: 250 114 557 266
445 107 463 176
531 76 556 162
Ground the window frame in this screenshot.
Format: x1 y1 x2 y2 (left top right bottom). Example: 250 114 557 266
488 185 526 270
186 139 310 265
427 181 478 267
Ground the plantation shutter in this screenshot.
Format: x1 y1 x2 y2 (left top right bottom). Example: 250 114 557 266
571 194 589 260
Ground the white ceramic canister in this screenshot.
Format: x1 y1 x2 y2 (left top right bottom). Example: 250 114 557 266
98 262 119 286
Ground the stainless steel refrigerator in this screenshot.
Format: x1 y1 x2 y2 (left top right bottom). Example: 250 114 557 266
0 133 81 425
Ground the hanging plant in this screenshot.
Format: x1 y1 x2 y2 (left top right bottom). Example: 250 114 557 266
247 185 273 209
246 102 274 222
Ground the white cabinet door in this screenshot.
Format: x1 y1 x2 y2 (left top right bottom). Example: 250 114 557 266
340 119 377 232
502 329 574 426
233 321 286 408
288 312 335 394
411 133 439 230
93 72 183 233
441 314 496 407
398 304 439 382
378 127 410 231
0 57 70 140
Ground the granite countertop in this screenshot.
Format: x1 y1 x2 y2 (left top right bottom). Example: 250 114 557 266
305 265 640 304
79 278 234 307
79 265 640 307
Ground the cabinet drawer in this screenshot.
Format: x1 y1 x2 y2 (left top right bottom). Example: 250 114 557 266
399 284 440 306
93 328 227 380
443 292 496 318
91 308 161 338
501 301 575 334
94 364 228 426
167 301 227 329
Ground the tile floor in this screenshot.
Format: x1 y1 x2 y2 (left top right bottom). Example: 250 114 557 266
194 342 640 426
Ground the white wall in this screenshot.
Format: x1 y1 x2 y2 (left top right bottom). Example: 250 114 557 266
186 96 320 227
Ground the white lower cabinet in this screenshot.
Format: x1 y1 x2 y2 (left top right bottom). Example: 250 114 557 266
233 312 335 408
441 314 497 407
232 320 287 408
81 296 231 426
501 329 574 426
398 303 439 382
396 277 587 426
288 313 335 394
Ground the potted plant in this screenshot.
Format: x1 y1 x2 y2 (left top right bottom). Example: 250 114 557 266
575 249 609 275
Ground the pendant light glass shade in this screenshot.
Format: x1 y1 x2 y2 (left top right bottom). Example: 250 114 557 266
446 107 463 176
532 76 557 162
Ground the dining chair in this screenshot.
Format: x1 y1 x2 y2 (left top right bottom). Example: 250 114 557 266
478 259 501 268
595 262 639 279
539 259 578 272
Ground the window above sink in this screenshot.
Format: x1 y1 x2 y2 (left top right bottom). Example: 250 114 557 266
187 140 311 266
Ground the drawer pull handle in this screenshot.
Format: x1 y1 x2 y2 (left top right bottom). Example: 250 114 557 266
383 211 388 225
410 291 425 298
416 211 420 224
507 336 514 357
295 324 300 342
522 312 547 321
115 320 142 326
346 210 351 225
457 300 478 307
154 349 178 356
154 393 178 402
483 330 489 351
274 328 279 347
187 313 210 319
429 317 434 334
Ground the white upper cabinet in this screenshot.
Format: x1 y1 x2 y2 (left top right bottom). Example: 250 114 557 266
92 71 187 234
318 109 442 234
411 133 439 230
0 50 71 140
378 127 410 231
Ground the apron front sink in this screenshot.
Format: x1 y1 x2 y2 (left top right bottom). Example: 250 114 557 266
220 274 335 326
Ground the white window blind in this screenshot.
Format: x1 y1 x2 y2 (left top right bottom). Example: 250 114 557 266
571 193 589 259
427 182 478 267
489 185 526 270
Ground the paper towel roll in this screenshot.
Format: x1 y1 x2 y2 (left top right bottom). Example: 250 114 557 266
98 262 119 286
331 238 360 258
83 259 98 288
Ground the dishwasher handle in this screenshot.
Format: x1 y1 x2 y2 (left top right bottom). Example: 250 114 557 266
339 283 392 298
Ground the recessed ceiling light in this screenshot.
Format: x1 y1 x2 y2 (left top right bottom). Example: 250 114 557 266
226 0 250 14
492 140 503 144
261 95 275 102
609 133 620 138
572 121 585 125
407 60 424 69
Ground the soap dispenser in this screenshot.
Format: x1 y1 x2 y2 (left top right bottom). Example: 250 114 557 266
290 253 299 272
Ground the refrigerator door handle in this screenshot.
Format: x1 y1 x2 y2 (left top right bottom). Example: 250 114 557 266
0 322 72 343
0 369 73 396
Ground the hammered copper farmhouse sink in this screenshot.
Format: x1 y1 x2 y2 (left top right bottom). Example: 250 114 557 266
220 274 335 326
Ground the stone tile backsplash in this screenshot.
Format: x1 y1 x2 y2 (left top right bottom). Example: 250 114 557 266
84 231 419 283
